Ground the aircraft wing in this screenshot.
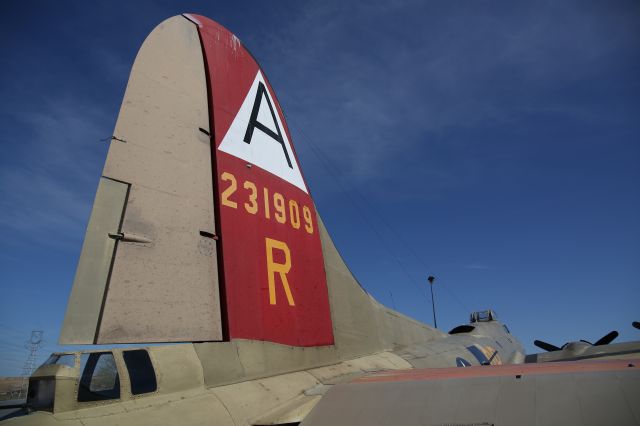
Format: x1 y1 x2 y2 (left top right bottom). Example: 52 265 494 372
301 359 640 426
526 340 640 363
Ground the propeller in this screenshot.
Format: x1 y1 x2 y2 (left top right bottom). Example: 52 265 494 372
533 340 561 352
534 330 618 352
633 321 640 330
594 330 618 346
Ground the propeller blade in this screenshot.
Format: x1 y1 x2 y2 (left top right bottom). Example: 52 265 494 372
534 339 561 352
594 330 618 346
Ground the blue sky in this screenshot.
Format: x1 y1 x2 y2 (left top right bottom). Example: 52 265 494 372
0 0 638 376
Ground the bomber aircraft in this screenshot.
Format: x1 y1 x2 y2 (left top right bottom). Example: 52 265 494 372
3 14 639 426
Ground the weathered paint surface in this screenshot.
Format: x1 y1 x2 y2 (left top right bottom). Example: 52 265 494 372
59 178 128 344
354 358 640 383
60 16 222 344
302 359 640 426
194 15 334 347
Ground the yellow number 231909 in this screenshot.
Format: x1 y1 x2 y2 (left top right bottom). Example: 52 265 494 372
220 171 314 234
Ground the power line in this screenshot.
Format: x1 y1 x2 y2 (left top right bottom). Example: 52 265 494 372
0 323 29 337
293 122 429 302
347 172 471 314
289 116 471 317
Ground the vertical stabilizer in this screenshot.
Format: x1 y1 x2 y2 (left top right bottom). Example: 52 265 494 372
60 16 222 344
60 15 435 356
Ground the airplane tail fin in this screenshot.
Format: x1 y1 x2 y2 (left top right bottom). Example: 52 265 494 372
61 15 221 344
60 15 439 356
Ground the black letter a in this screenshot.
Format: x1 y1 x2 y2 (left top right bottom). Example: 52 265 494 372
243 82 293 169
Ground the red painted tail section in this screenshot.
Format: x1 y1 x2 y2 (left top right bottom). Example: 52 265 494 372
191 15 334 346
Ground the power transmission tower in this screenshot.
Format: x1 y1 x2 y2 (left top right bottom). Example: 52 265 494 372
18 330 43 399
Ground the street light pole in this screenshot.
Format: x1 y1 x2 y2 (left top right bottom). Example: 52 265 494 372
428 275 437 329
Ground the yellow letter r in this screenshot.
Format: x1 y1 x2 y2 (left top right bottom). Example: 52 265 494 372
265 237 295 306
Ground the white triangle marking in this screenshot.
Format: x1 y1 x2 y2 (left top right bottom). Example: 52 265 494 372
218 71 308 194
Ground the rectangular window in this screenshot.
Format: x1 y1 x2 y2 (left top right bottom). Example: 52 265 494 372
123 350 157 395
78 352 120 402
44 353 76 368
